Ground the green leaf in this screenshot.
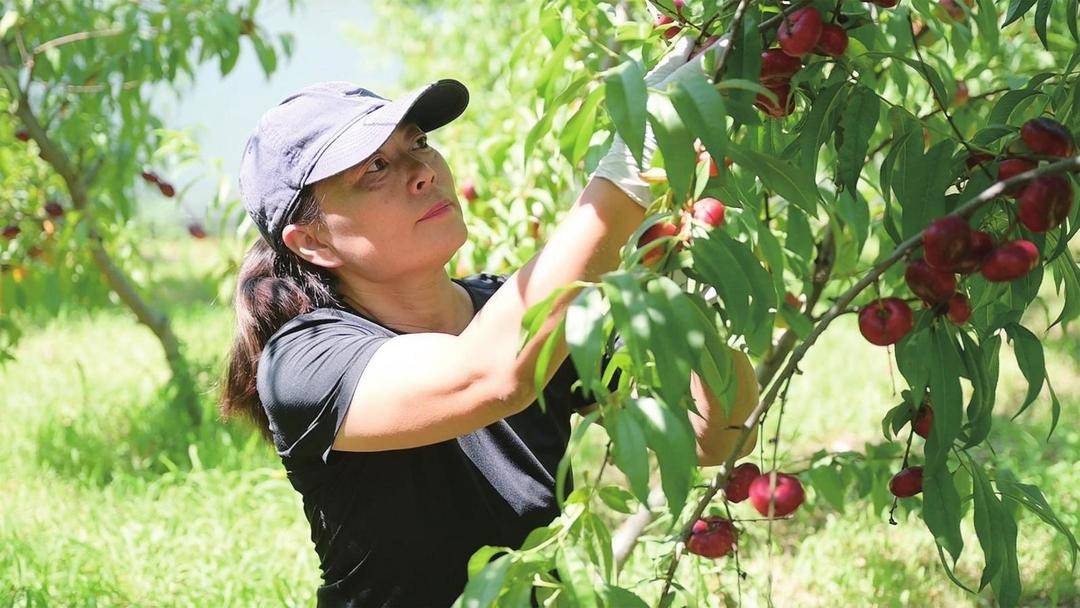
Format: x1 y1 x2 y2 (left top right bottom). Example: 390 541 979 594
458 553 514 608
566 286 610 398
642 285 693 408
669 73 729 167
724 143 821 216
598 585 649 608
1068 0 1079 42
997 471 1079 571
1034 0 1052 49
604 60 648 166
648 93 696 205
628 397 697 517
525 75 591 166
1004 322 1045 419
926 327 963 474
797 80 848 179
560 85 606 168
837 85 881 196
1001 0 1038 28
808 465 847 512
607 408 651 506
598 486 636 514
969 459 1005 590
578 512 615 583
922 465 965 564
556 544 599 608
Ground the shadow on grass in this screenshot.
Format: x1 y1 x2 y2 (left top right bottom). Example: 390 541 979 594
33 354 275 487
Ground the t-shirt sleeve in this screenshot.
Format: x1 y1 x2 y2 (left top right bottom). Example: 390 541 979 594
256 311 391 464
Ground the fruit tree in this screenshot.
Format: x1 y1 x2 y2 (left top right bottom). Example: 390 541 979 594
373 0 1080 606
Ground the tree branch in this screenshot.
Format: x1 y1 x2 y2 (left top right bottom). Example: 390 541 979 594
652 155 1080 602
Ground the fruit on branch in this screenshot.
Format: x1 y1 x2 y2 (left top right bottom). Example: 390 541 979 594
1020 117 1076 158
965 152 994 171
188 223 207 239
760 49 803 83
141 170 159 184
889 466 924 497
654 14 681 40
724 462 761 503
460 179 477 202
673 0 686 17
814 24 849 57
749 472 805 517
1017 174 1073 233
997 158 1038 197
922 216 972 271
904 258 956 304
952 230 994 275
158 181 176 198
3 225 20 240
755 82 793 118
980 239 1039 282
691 197 726 228
15 129 30 142
946 293 971 325
858 298 914 346
938 0 974 21
686 516 737 558
777 8 824 58
637 220 683 267
44 201 64 219
912 404 933 438
953 80 970 106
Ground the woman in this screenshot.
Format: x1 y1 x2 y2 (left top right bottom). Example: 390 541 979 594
219 34 756 607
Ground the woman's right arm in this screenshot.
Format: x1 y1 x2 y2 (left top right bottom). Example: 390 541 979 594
332 177 645 453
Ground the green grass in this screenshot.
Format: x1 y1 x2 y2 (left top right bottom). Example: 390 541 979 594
1 236 1077 606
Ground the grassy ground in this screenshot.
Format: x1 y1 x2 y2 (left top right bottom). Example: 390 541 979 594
1 237 1077 607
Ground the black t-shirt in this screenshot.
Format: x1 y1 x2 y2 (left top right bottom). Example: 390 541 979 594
256 273 614 607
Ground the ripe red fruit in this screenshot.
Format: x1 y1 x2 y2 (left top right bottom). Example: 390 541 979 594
922 216 972 271
141 171 159 184
952 230 994 275
814 24 849 57
14 129 30 142
654 14 680 40
749 472 805 517
889 466 924 498
44 201 64 218
912 404 933 438
858 298 914 346
2 225 20 240
980 240 1040 282
673 0 686 17
755 82 793 118
997 158 1038 197
946 293 972 325
1020 117 1076 158
777 8 824 58
724 462 761 503
158 181 176 198
188 223 207 239
686 516 737 559
904 259 957 304
965 152 994 171
759 49 802 84
638 220 682 267
460 179 477 202
691 197 726 228
940 0 973 21
1018 175 1073 232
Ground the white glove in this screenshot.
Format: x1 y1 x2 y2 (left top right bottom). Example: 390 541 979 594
592 32 730 208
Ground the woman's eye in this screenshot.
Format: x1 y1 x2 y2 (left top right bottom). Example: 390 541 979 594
368 158 388 173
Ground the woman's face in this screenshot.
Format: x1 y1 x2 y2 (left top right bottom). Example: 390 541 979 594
286 121 467 281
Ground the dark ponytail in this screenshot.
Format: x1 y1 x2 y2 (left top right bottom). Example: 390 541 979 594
219 185 343 440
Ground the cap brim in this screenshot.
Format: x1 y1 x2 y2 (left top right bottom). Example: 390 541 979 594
305 79 469 184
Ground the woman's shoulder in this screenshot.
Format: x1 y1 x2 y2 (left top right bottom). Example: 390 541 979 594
269 305 392 346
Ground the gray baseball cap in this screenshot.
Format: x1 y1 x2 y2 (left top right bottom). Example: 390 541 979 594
239 79 469 252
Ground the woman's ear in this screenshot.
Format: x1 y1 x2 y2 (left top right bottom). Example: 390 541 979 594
282 223 343 269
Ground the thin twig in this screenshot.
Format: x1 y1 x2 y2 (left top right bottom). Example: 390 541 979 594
32 26 127 55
